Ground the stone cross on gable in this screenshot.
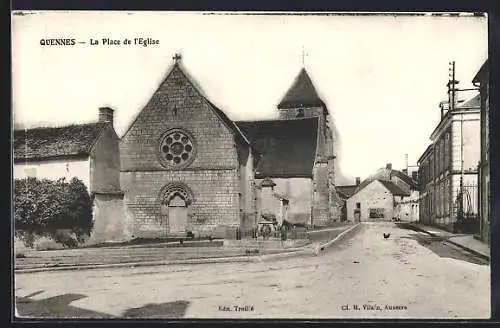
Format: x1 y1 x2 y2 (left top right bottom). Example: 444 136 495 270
173 53 182 64
301 46 308 67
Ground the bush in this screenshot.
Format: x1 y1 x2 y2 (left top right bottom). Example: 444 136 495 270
454 214 480 234
14 177 93 248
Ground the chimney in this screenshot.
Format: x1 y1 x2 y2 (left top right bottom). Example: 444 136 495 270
355 177 360 186
402 168 408 175
98 107 114 124
386 163 392 170
260 177 276 190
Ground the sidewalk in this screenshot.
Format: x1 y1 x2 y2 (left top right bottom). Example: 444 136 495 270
407 222 490 261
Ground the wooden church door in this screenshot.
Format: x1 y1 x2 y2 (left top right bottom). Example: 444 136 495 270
168 194 188 234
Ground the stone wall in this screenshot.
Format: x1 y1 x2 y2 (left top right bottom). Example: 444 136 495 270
451 114 480 173
277 103 336 227
90 125 121 193
119 65 239 172
237 143 257 229
119 64 245 238
347 180 394 222
120 170 240 238
86 192 131 244
312 162 330 226
479 78 490 242
255 177 312 225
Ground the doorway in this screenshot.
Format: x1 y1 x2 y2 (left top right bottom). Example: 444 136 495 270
160 182 194 237
168 194 188 234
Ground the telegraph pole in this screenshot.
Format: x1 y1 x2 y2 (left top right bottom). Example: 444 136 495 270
448 61 464 221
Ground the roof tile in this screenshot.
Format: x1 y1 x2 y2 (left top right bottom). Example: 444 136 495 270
14 123 108 162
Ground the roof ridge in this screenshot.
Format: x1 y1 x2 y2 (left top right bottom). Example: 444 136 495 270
377 179 410 196
120 61 180 139
14 121 108 162
87 122 111 154
236 116 319 123
170 63 252 147
14 121 106 133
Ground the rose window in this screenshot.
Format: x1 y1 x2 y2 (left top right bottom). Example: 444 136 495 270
159 129 195 168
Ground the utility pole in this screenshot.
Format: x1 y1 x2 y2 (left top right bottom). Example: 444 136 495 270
448 61 463 221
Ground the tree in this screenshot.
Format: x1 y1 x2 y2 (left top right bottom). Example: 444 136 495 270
14 177 93 248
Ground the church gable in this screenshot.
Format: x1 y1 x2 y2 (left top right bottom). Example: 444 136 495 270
120 63 244 171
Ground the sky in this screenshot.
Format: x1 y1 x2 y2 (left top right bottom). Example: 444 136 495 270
11 12 488 185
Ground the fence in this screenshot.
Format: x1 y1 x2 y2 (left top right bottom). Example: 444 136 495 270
461 184 479 216
231 227 311 241
454 184 480 233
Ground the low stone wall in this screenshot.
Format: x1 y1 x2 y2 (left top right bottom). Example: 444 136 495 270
223 238 310 249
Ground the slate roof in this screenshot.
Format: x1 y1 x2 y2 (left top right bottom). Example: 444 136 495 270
377 180 411 197
457 94 481 109
472 59 488 84
352 167 418 197
350 179 410 198
390 169 419 189
14 122 109 162
336 185 357 199
417 144 434 164
236 117 319 178
277 68 325 109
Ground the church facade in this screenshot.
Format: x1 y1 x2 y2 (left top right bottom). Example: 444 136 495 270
117 56 340 239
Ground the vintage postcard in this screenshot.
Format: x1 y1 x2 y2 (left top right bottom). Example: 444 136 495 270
12 11 490 319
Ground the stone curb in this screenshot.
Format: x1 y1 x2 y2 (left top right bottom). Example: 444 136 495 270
256 249 312 262
15 256 256 274
316 222 362 252
16 249 316 274
15 225 359 274
408 223 490 261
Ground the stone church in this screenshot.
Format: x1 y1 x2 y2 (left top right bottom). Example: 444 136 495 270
119 55 340 239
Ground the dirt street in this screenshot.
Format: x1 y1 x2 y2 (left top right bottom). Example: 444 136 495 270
15 222 490 319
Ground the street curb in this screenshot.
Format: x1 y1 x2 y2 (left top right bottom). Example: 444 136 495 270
15 250 313 274
15 256 256 274
15 248 314 273
408 223 490 261
316 222 362 252
256 249 311 262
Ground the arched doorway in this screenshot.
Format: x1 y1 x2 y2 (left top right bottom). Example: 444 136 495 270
167 193 188 234
160 183 194 236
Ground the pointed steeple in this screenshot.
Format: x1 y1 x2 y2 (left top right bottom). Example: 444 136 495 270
278 68 324 109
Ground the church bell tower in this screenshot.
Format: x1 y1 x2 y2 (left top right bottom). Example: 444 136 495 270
277 67 338 225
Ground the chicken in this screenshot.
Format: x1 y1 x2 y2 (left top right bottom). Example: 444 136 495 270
383 233 390 239
313 245 326 256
